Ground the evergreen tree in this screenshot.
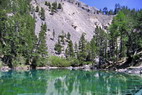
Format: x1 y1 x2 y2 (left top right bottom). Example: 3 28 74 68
58 3 62 9
90 35 97 61
78 33 87 62
108 10 114 15
90 26 108 65
114 4 121 14
59 31 65 44
103 7 108 15
67 32 71 40
0 13 38 68
54 39 62 54
65 40 74 58
0 0 49 68
74 42 78 58
45 2 51 9
136 10 142 49
53 30 55 40
40 7 45 20
35 6 39 12
45 1 48 5
86 42 91 61
52 2 57 13
108 11 134 63
36 23 48 67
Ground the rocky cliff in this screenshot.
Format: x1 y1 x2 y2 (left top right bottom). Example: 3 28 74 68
31 0 113 55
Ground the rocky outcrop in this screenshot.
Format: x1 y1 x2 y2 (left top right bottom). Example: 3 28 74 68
31 0 113 55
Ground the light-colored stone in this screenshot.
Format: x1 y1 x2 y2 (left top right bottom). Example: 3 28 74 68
48 67 59 69
65 66 73 70
1 66 11 72
83 65 91 70
31 0 113 55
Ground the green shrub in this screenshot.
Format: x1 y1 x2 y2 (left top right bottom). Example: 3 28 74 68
12 55 26 67
36 57 48 67
48 56 71 67
54 43 62 54
0 60 3 68
82 61 92 65
133 54 140 60
68 58 80 67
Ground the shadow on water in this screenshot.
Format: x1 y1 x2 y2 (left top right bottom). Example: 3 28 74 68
0 70 142 95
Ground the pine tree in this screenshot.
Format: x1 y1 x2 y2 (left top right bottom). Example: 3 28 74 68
86 42 91 61
88 26 108 67
67 32 71 40
54 39 62 54
36 23 48 67
90 35 97 61
103 7 108 15
0 0 50 68
108 11 130 63
45 2 51 9
45 1 48 5
35 6 39 12
40 7 45 20
65 40 74 58
58 3 62 9
78 33 87 62
53 30 55 40
108 10 114 15
52 2 57 13
38 24 48 57
114 4 121 14
74 42 78 58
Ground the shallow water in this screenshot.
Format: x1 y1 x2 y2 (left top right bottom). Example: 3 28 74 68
0 70 142 95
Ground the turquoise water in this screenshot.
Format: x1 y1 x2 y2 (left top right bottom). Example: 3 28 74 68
0 70 142 95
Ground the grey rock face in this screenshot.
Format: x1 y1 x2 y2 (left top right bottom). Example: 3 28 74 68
31 0 113 55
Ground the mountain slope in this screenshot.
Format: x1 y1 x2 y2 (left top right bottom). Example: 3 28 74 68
31 0 113 55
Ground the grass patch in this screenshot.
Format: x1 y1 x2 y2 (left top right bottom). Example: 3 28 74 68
48 56 71 67
48 56 92 67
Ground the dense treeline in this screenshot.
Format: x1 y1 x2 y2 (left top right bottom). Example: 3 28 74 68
0 0 48 69
60 7 142 68
0 0 141 69
74 8 142 68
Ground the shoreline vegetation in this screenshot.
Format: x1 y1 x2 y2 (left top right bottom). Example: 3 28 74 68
0 63 142 75
0 0 142 74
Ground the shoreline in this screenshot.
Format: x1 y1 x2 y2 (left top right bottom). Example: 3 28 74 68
116 67 142 75
0 65 142 75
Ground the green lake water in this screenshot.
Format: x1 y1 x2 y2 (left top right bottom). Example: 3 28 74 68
0 70 142 95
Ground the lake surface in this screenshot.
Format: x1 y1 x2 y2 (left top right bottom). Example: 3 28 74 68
0 70 142 95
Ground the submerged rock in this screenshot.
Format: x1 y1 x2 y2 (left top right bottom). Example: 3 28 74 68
135 89 142 95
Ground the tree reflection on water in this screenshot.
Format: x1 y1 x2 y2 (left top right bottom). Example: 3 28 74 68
0 70 142 95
